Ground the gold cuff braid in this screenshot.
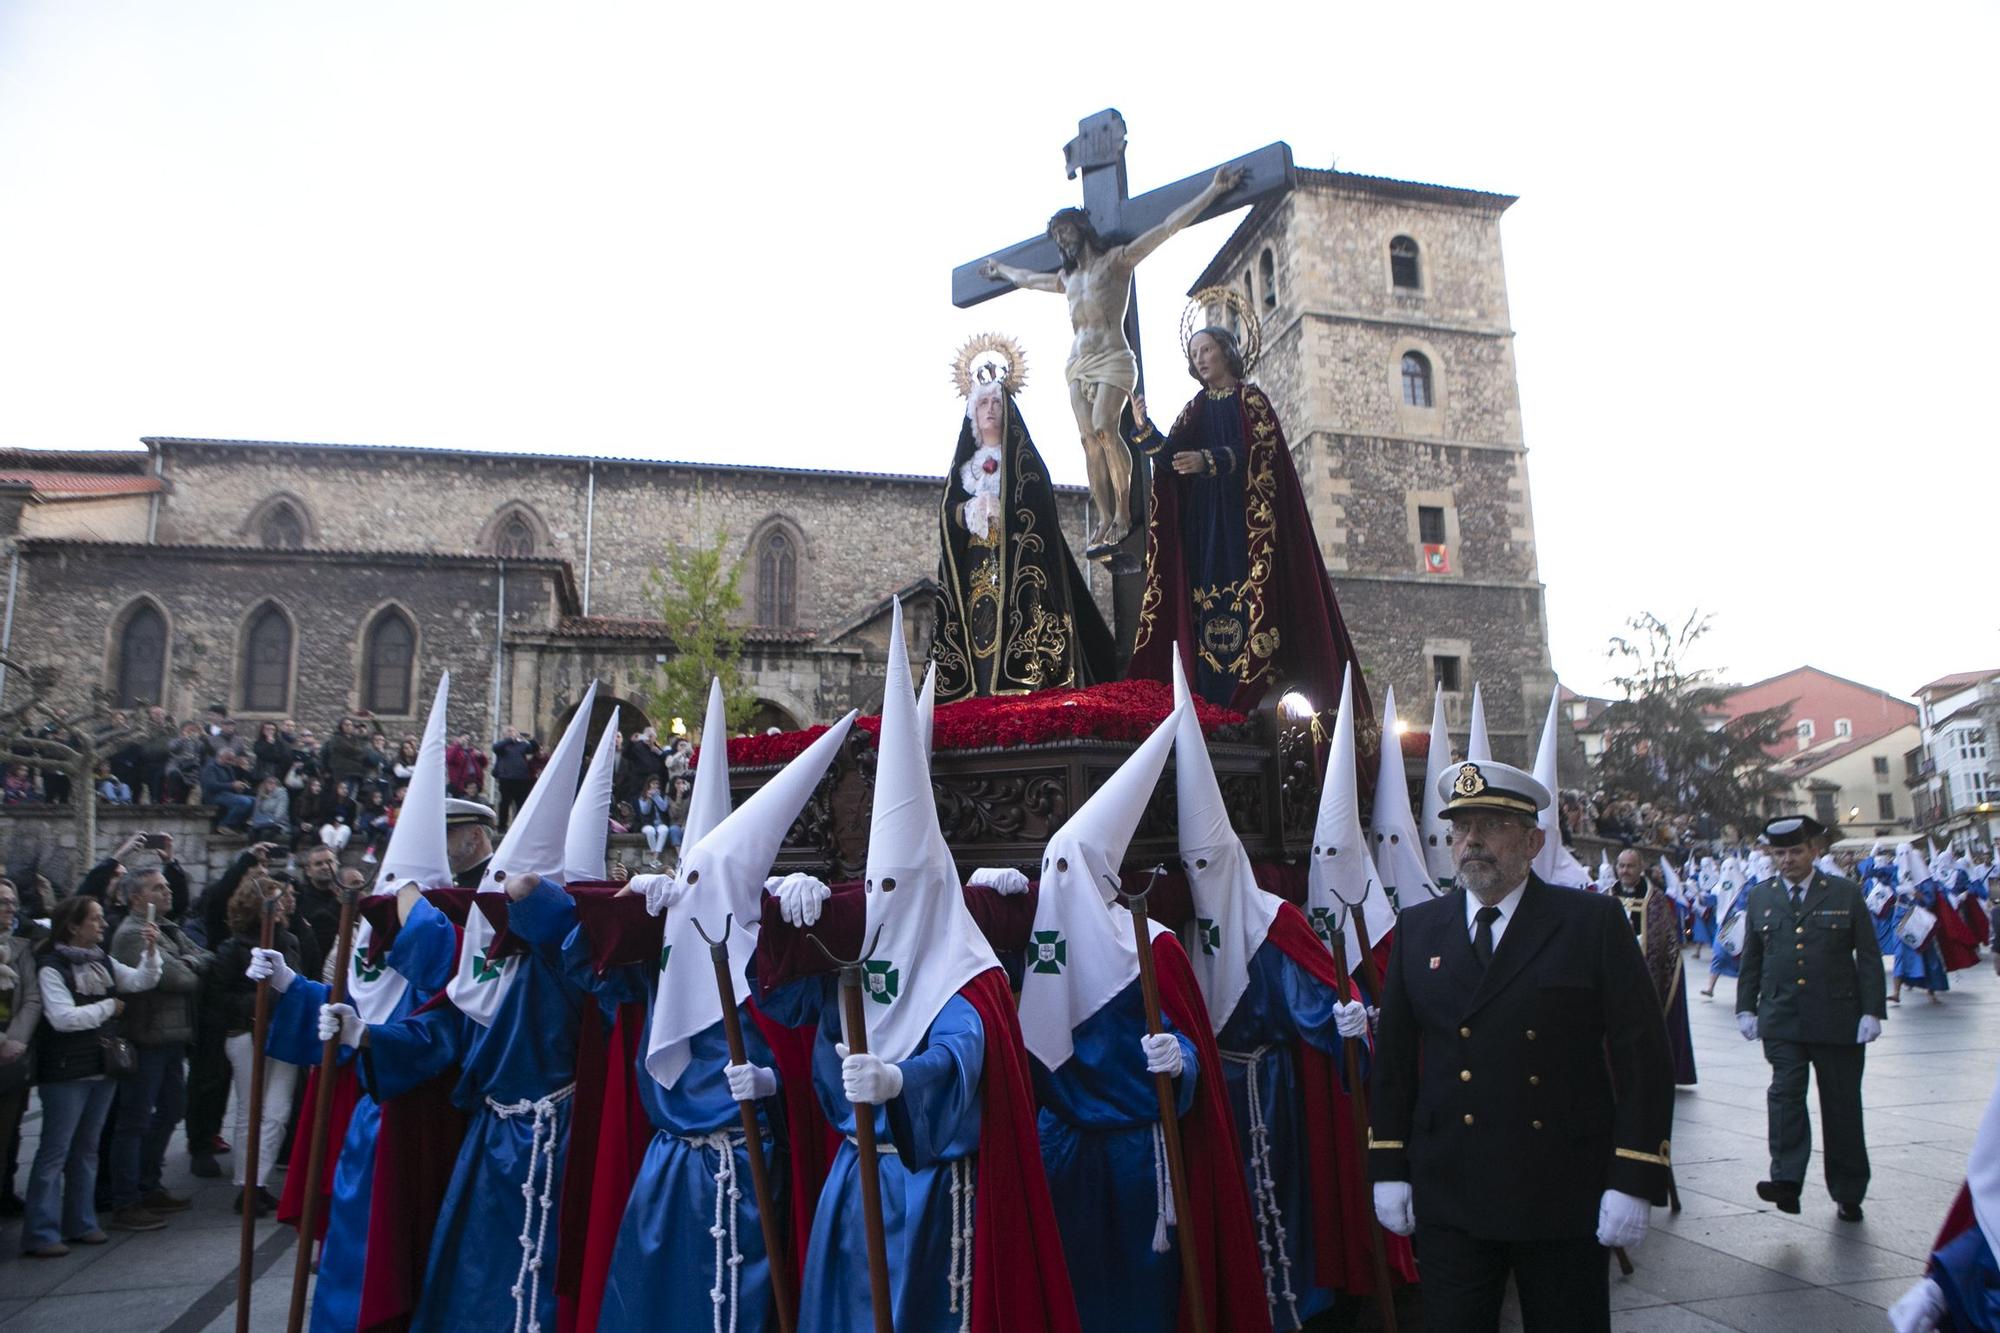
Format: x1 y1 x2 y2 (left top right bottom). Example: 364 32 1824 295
1615 1143 1672 1167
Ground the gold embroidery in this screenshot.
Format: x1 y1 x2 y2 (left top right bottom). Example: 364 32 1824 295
1614 1145 1672 1167
1367 1132 1405 1150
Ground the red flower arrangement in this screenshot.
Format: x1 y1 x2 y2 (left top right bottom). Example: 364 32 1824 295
711 678 1248 769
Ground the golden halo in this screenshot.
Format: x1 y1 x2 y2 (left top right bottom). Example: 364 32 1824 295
950 332 1030 399
1180 286 1263 370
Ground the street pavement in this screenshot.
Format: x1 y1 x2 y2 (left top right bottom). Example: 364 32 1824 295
0 946 1992 1331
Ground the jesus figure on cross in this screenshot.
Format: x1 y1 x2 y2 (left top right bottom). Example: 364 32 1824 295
982 163 1243 554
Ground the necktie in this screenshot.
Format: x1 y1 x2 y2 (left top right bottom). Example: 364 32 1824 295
1790 883 1806 912
1473 905 1500 969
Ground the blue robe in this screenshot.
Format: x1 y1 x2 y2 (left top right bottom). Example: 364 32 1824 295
1214 937 1346 1331
1933 1224 2000 1330
1690 889 1716 948
1891 884 1950 991
363 881 594 1333
1029 977 1198 1333
1708 892 1746 978
264 897 457 1333
590 956 788 1333
762 978 985 1333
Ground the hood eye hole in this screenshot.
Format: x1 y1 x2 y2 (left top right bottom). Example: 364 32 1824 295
685 870 699 885
1195 858 1209 870
1056 857 1068 873
881 876 897 892
493 871 505 883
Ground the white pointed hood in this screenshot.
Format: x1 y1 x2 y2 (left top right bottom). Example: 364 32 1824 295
447 680 597 1026
917 660 937 757
1660 854 1685 904
1307 665 1395 975
1017 703 1184 1071
1595 850 1615 891
646 710 857 1089
1896 841 1931 888
351 672 453 1023
1418 686 1457 888
564 707 620 884
684 678 733 857
1529 687 1590 888
1371 684 1440 910
1171 646 1280 1033
1466 683 1493 762
859 600 998 1063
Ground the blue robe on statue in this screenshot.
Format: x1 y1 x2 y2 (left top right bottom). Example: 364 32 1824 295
265 898 457 1333
1933 1225 2000 1330
589 954 788 1333
1214 937 1347 1332
1029 978 1198 1333
1891 884 1950 991
362 880 593 1333
761 978 985 1333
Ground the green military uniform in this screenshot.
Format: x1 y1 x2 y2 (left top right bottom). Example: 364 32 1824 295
1735 867 1887 1207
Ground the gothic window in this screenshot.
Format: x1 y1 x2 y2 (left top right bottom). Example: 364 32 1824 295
1390 235 1421 289
241 604 292 714
362 609 416 715
757 529 797 627
495 514 537 558
114 603 166 708
1401 352 1434 407
1259 249 1277 310
259 501 306 549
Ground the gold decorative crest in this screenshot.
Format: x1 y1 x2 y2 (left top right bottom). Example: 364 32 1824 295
1453 763 1487 799
951 332 1030 399
1180 285 1263 369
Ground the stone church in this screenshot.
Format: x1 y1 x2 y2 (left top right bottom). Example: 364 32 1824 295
1 164 1552 761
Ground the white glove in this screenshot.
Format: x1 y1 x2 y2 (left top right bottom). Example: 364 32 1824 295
1857 1014 1882 1044
318 1002 364 1047
968 867 1030 896
631 871 685 917
1139 1032 1184 1077
1595 1188 1651 1249
1373 1181 1415 1236
1887 1277 1946 1333
768 873 831 927
1333 1000 1369 1039
835 1042 904 1105
724 1062 778 1102
1736 1012 1759 1042
245 946 295 994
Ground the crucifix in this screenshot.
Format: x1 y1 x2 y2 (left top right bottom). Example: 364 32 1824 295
953 110 1293 576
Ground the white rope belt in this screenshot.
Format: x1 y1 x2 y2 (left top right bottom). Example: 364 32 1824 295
1150 1121 1178 1254
685 1129 747 1333
1220 1045 1299 1327
839 1135 975 1331
487 1082 576 1333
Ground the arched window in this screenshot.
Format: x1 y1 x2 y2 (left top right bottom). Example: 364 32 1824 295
1401 352 1434 407
1259 249 1277 310
1390 235 1421 289
757 529 797 627
362 609 416 715
258 501 305 549
114 603 166 708
241 604 292 713
495 514 537 558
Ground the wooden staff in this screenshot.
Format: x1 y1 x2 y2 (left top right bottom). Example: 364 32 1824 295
811 929 892 1333
693 914 796 1333
286 871 363 1333
238 883 280 1333
1326 905 1399 1333
1118 878 1208 1333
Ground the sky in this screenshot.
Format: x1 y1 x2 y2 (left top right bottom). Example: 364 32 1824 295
2 1 1994 703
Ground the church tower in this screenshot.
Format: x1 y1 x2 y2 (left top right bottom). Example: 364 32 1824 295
1188 167 1555 764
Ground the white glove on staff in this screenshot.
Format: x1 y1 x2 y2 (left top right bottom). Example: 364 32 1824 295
1736 1012 1759 1041
1857 1015 1883 1044
835 1043 904 1105
246 947 295 994
768 874 831 927
1887 1277 1946 1333
1139 1032 1184 1077
1372 1181 1415 1236
968 867 1030 896
1595 1189 1650 1248
1333 1000 1370 1039
319 1002 364 1048
724 1062 778 1102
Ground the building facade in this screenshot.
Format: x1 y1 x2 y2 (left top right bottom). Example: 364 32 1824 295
1907 669 2000 849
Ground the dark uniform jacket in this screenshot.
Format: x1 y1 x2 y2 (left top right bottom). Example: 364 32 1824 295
1367 875 1675 1240
1735 872 1886 1044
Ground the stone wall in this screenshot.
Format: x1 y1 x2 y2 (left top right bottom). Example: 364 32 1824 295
0 802 250 897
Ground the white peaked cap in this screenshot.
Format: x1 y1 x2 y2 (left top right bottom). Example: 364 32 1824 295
683 678 733 858
1466 683 1493 762
917 660 937 757
564 707 620 884
1308 665 1394 974
1371 684 1439 909
1418 686 1457 886
1530 686 1591 888
1170 645 1279 1033
860 599 998 1063
1017 703 1185 1070
484 680 598 890
373 672 454 895
646 709 858 1089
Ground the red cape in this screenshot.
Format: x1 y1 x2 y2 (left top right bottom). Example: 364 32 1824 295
1937 892 1982 971
277 1062 359 1241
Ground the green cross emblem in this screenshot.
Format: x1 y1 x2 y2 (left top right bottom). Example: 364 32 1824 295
659 942 672 972
470 951 505 984
1307 906 1337 944
1030 930 1067 975
1196 917 1221 956
353 957 384 984
864 959 900 1004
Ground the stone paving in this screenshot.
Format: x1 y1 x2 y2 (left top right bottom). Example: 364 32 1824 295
0 946 1991 1331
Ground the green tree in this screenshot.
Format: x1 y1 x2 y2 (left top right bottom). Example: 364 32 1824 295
1594 611 1792 839
640 522 759 738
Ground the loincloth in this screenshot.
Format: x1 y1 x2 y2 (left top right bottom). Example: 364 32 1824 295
1064 347 1138 403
